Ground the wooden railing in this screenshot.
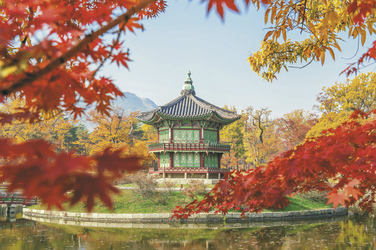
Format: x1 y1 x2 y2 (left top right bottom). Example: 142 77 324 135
150 167 231 173
148 140 231 152
0 194 38 205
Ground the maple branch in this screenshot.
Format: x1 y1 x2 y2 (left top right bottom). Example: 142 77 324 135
0 0 156 96
89 22 128 83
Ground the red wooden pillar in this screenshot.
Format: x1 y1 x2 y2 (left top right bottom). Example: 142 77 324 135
200 152 204 168
218 154 222 169
170 152 173 168
157 153 160 170
157 129 159 141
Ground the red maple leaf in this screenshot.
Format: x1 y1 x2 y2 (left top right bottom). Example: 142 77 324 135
111 51 131 68
327 192 347 209
204 0 239 19
95 147 145 175
121 18 144 33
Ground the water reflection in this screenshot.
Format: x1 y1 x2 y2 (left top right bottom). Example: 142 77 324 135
1 215 376 249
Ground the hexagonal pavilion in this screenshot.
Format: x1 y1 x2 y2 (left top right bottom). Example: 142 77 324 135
136 72 240 179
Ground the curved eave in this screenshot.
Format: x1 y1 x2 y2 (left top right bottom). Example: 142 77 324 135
157 112 212 121
136 112 163 124
137 111 240 125
209 112 241 125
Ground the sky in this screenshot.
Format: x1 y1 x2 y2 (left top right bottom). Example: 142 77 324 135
102 1 375 118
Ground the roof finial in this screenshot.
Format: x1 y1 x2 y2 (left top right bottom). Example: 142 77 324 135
181 71 195 96
184 71 193 84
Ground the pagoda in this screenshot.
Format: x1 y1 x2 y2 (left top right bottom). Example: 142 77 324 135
136 72 240 179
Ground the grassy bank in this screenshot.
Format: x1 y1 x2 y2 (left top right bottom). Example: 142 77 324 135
30 190 189 213
30 190 332 214
264 194 332 212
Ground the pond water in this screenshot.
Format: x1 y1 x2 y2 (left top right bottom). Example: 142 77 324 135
0 214 375 249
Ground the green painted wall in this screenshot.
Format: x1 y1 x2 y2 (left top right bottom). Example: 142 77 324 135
203 130 217 142
204 153 218 168
173 152 200 168
173 129 200 142
160 153 170 168
159 130 169 142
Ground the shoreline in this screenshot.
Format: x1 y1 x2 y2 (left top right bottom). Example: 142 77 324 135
23 207 348 224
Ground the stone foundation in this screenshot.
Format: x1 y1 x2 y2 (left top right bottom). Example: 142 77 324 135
155 178 219 185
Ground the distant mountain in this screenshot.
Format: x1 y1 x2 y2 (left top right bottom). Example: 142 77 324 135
112 92 158 114
79 92 158 131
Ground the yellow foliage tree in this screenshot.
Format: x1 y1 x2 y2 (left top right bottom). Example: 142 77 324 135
220 105 246 169
243 107 283 167
140 123 157 142
307 72 376 137
247 0 376 81
87 108 155 166
317 72 376 113
306 111 350 138
0 98 83 153
87 108 138 155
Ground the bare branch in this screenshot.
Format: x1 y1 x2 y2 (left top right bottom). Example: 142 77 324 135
289 57 315 69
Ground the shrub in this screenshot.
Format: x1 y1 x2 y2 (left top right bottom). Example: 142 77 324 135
160 181 176 195
152 192 169 206
127 172 158 198
182 180 207 200
111 173 133 185
299 191 329 205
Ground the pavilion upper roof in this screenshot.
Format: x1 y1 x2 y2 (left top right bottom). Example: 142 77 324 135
136 72 241 125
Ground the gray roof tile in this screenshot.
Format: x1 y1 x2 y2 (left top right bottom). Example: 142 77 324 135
137 94 240 122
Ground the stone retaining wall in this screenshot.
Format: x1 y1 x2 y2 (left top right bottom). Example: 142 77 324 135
23 215 348 229
23 207 348 224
